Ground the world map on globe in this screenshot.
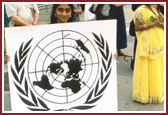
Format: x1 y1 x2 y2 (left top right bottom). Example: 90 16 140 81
33 40 89 94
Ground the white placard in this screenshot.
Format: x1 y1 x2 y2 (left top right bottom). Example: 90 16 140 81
5 20 117 113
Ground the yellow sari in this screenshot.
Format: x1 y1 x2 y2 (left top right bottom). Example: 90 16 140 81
133 5 164 104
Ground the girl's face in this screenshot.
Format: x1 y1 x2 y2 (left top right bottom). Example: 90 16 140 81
55 4 72 23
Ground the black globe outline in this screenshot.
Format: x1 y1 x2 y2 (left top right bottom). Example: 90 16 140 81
30 35 86 98
27 30 100 104
35 39 95 98
37 38 88 91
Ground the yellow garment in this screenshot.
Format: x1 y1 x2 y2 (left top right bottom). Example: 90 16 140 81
133 5 164 104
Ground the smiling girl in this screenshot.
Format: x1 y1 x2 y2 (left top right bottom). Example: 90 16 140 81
50 4 74 23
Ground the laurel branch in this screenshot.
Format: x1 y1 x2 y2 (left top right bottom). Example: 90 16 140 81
11 32 112 111
11 38 50 111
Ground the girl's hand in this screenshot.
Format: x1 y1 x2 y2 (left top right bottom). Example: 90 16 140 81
158 21 164 29
158 13 164 22
153 17 160 25
4 54 10 63
113 52 119 63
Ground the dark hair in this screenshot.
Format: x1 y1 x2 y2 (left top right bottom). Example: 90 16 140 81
50 4 74 24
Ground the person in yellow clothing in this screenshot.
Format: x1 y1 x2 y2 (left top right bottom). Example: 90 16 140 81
133 4 164 104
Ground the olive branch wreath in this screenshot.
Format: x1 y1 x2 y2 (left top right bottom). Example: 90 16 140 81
11 32 113 111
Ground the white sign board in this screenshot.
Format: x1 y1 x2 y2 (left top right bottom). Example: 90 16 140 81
5 20 117 113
